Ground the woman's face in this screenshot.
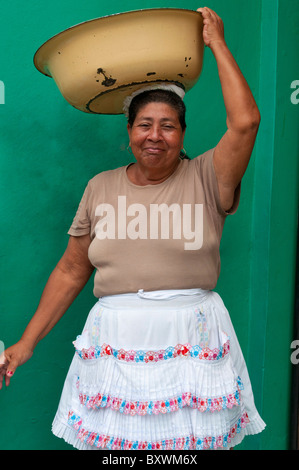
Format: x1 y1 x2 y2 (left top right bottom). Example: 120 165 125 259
127 102 185 175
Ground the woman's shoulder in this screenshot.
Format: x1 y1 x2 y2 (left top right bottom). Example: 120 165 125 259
181 148 215 178
191 148 215 166
88 165 127 187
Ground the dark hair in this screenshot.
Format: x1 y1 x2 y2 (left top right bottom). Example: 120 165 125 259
127 88 187 131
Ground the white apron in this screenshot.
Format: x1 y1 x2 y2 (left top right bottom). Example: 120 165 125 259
52 289 265 450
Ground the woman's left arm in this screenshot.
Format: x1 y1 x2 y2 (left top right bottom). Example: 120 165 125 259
198 7 261 212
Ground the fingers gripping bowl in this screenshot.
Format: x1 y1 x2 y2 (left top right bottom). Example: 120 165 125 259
33 8 204 114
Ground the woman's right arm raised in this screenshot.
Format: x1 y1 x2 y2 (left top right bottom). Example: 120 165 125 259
0 234 94 389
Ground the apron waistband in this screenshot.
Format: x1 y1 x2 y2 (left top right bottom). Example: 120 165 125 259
136 288 207 300
98 288 212 309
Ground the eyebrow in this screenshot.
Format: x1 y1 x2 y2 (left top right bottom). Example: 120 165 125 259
136 116 177 123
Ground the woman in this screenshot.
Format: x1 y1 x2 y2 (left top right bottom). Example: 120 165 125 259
0 8 265 449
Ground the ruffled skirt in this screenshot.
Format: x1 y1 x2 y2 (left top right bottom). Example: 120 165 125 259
52 288 265 450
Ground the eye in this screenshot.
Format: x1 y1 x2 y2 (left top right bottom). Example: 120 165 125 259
138 123 150 128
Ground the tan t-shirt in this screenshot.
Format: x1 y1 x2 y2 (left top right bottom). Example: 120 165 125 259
68 148 240 297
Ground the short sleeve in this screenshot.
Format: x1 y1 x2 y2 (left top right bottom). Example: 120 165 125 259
67 182 91 236
194 148 241 217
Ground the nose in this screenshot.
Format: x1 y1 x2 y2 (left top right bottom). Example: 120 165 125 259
147 125 162 141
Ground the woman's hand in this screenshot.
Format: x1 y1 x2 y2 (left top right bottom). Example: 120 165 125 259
197 7 225 49
0 234 94 391
0 340 33 389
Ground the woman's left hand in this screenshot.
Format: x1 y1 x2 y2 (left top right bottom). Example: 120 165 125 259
197 7 225 49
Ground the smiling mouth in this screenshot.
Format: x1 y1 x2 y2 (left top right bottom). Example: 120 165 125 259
144 147 164 153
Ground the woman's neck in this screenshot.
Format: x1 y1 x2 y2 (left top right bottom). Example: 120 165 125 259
126 159 181 186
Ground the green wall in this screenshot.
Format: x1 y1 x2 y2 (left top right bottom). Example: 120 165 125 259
0 0 298 450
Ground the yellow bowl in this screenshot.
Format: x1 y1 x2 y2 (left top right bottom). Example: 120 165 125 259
34 8 204 114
